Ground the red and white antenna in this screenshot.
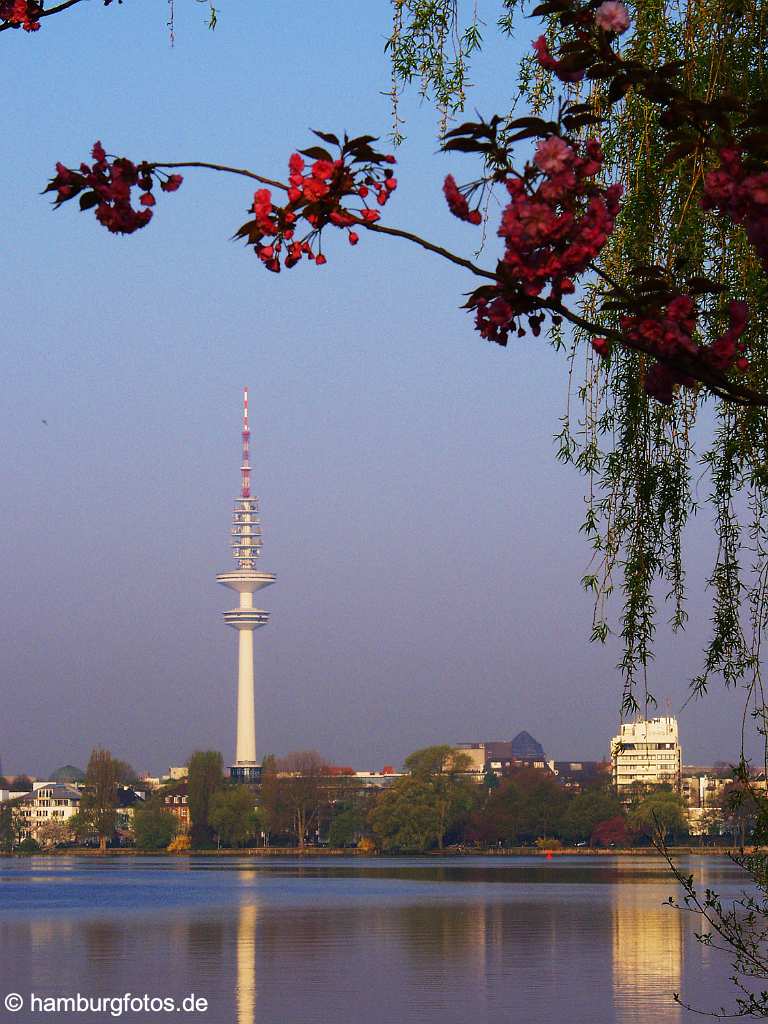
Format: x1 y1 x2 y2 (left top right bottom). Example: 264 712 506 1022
241 386 251 498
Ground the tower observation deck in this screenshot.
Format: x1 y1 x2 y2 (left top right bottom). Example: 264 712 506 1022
216 387 275 783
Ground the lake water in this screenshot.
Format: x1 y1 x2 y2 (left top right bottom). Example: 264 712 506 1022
0 855 755 1023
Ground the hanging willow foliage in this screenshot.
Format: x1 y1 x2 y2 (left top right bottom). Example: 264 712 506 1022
389 0 768 730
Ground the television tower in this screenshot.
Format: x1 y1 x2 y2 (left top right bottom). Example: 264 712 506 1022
216 387 275 782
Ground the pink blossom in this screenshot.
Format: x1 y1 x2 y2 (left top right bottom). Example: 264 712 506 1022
595 1 631 34
534 136 575 176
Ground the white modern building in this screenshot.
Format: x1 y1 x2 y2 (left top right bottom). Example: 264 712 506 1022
17 783 81 840
611 716 682 798
217 388 275 783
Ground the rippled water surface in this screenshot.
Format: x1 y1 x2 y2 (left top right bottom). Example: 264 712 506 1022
0 855 754 1022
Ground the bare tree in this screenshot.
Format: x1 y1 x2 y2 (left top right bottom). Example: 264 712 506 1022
274 751 329 851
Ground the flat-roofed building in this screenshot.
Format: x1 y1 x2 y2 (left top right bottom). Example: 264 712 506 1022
611 717 682 798
682 772 728 834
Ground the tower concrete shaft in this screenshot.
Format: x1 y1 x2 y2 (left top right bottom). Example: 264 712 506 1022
217 388 275 782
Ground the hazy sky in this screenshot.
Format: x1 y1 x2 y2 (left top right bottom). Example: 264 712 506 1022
0 2 756 777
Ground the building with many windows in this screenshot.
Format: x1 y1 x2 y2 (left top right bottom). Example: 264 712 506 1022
17 783 81 839
611 716 682 798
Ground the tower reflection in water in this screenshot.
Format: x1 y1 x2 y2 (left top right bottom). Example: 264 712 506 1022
612 878 682 1023
237 871 258 1024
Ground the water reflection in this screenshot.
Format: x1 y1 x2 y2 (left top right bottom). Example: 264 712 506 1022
237 903 257 1024
613 885 682 1022
0 856 749 1024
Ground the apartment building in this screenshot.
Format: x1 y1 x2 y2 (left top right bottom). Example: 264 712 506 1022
611 717 682 798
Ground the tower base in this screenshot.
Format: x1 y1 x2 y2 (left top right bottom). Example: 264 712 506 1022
229 763 262 784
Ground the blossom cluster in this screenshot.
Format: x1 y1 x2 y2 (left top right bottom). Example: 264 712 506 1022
0 0 42 31
701 147 768 271
240 146 397 272
594 297 750 404
2 0 116 30
45 143 182 235
443 175 482 224
465 135 622 345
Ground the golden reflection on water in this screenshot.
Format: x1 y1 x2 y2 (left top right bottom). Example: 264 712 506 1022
237 870 258 1024
612 879 682 1023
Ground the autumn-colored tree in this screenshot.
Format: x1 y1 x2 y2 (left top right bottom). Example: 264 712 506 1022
590 815 630 848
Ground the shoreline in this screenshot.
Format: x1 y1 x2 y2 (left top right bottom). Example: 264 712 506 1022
1 845 753 858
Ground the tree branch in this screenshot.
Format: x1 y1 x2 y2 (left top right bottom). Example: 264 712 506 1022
79 159 768 406
149 160 497 279
0 0 87 32
356 220 497 279
149 160 287 193
543 298 768 407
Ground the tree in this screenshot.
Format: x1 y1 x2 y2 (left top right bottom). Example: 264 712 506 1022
132 804 179 851
328 787 375 848
270 751 329 851
470 768 568 847
591 815 630 848
12 775 33 792
720 780 760 847
0 800 26 852
35 819 74 848
27 1 768 717
76 747 119 852
407 746 476 849
258 756 292 845
187 751 224 848
369 745 476 851
560 787 624 845
629 789 688 843
113 760 140 787
209 786 259 848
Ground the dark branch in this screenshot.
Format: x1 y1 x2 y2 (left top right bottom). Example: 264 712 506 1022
0 0 87 32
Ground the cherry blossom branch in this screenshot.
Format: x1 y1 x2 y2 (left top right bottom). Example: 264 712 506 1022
150 160 497 280
47 144 768 408
0 0 86 32
543 299 768 407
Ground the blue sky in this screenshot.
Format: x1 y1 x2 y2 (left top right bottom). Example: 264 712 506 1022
0 0 752 775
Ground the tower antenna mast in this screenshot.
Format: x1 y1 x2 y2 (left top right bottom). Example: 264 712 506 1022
241 386 250 499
